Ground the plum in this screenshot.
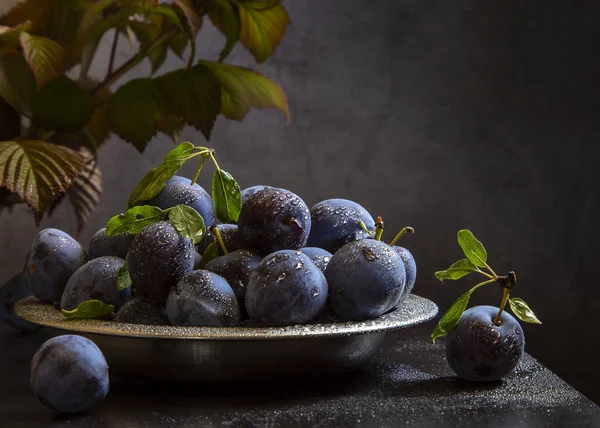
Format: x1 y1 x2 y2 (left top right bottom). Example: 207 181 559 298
30 335 109 413
23 229 87 303
128 221 195 303
205 249 261 316
300 247 332 272
445 305 525 382
113 298 169 325
306 199 375 253
166 270 241 327
393 246 417 296
60 257 131 312
245 250 328 326
145 176 215 228
0 273 39 332
238 187 311 255
196 224 242 255
88 227 134 260
241 185 271 205
325 239 406 321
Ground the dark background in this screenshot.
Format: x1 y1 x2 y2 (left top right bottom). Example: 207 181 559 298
1 0 599 404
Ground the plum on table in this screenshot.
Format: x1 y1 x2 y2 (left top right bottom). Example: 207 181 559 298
88 227 134 260
60 256 131 312
114 298 169 325
300 247 332 272
23 228 87 303
30 335 109 413
245 250 328 326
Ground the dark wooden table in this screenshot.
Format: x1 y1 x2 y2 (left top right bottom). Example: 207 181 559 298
1 323 598 428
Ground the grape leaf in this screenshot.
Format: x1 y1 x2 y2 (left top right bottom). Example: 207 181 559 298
200 60 289 123
168 204 206 244
435 259 478 281
79 5 140 46
0 52 36 116
508 297 542 324
148 43 168 74
127 142 194 208
107 78 178 151
19 32 65 89
62 299 115 320
167 32 189 58
431 287 476 343
81 79 112 148
457 229 488 268
157 66 222 140
0 140 85 224
0 21 33 46
106 205 165 236
212 169 241 223
198 242 220 269
32 75 94 131
68 155 103 235
236 0 290 64
149 5 185 31
208 0 240 62
173 0 203 37
117 258 132 291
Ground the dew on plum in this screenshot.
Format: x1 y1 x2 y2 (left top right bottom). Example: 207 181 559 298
241 185 271 206
114 298 169 325
166 270 241 327
325 239 406 321
60 256 131 312
300 247 332 272
88 227 134 260
23 229 87 303
238 187 311 255
245 250 328 326
30 335 109 413
128 221 195 303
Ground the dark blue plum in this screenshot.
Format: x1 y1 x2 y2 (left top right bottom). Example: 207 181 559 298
205 250 261 316
145 176 215 228
193 250 201 269
245 250 328 326
128 221 195 303
88 227 134 260
166 270 241 327
60 257 131 312
393 246 417 296
196 224 242 255
0 273 39 332
114 298 169 325
238 187 311 255
306 199 375 253
241 185 271 205
445 305 525 382
23 229 87 303
325 239 405 321
30 335 109 413
300 247 332 272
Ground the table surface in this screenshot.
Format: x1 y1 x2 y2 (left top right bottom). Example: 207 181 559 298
1 323 598 428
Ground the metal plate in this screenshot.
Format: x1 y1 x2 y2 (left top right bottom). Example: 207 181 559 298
14 295 438 382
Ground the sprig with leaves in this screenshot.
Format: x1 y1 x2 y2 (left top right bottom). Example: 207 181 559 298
431 230 541 343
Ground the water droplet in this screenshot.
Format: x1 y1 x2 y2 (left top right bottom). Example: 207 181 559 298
277 272 286 281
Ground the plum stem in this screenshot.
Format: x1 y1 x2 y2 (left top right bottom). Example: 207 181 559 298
374 216 384 241
211 225 228 255
494 287 510 326
389 226 414 246
493 273 515 325
190 154 209 186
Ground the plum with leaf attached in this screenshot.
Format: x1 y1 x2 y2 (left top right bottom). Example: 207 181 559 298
88 228 134 260
432 230 541 382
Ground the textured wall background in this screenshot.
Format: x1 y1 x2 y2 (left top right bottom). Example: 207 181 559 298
2 0 599 403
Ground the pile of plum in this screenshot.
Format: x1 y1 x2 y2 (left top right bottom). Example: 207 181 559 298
20 180 417 328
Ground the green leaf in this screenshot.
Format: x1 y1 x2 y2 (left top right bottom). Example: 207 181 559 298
212 169 241 223
200 60 289 123
209 0 240 62
435 259 479 281
106 205 165 236
173 0 204 37
67 154 102 236
149 5 184 31
19 32 65 89
167 32 189 59
168 204 206 244
457 229 488 268
117 258 132 291
61 299 115 320
0 52 36 116
0 140 85 224
148 43 168 74
79 5 140 46
431 287 476 343
32 75 94 131
107 78 177 151
127 142 194 208
157 67 222 140
0 21 33 46
236 0 290 64
508 297 542 325
198 242 219 269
